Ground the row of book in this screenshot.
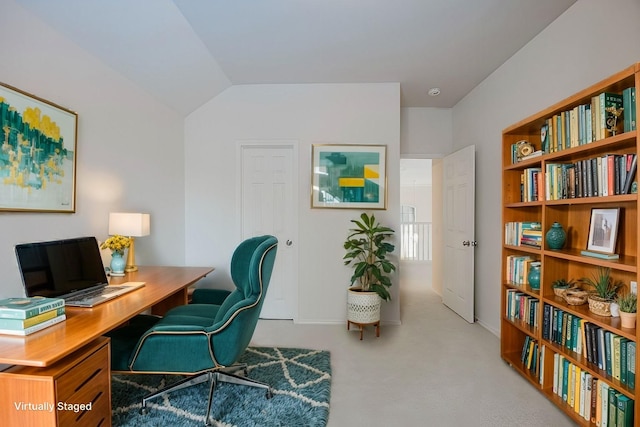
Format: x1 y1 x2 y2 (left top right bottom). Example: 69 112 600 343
520 167 543 202
553 354 634 426
506 289 539 329
505 255 540 287
520 336 540 375
543 89 636 154
504 221 542 248
0 296 66 336
519 153 637 203
546 153 637 201
543 305 636 388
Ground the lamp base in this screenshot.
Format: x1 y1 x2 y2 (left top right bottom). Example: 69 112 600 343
125 237 139 273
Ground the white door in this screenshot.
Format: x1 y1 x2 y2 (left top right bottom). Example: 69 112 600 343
442 145 476 323
240 143 298 320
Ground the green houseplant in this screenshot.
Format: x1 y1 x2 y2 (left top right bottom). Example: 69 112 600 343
343 213 396 329
616 292 637 329
343 212 396 301
580 267 624 317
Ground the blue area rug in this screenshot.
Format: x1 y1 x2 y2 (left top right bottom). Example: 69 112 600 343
111 347 331 426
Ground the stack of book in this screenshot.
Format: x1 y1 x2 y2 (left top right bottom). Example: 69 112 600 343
0 297 66 336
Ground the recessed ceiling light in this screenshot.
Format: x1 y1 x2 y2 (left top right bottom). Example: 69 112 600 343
428 88 441 96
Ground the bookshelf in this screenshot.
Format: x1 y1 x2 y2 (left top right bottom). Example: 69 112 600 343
501 63 639 426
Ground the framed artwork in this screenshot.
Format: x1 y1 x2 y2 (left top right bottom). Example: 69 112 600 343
0 82 77 212
311 144 387 209
586 208 620 254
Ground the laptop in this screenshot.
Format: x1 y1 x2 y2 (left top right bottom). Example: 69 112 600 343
15 236 145 307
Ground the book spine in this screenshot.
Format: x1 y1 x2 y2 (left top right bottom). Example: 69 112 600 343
0 307 65 330
0 299 65 320
0 314 66 336
628 342 636 389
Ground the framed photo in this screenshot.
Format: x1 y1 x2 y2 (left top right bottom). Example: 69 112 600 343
586 208 620 254
0 82 77 212
311 144 387 209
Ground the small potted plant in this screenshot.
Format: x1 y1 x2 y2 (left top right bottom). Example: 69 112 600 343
580 267 623 317
617 293 637 329
343 213 396 328
551 278 577 297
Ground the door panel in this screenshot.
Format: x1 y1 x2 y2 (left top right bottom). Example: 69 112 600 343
240 144 297 319
442 145 475 323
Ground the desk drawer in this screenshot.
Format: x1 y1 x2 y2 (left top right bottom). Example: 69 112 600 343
57 378 110 426
55 340 111 426
56 341 109 399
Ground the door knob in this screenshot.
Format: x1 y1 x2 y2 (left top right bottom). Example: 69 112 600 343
462 240 470 246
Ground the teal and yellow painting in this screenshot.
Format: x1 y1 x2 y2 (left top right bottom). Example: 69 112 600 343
312 145 386 209
0 84 77 212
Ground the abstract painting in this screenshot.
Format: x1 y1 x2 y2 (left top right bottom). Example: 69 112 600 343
0 83 77 212
311 144 386 209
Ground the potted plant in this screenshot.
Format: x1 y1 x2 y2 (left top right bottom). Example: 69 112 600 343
617 293 637 329
343 213 396 326
580 267 623 317
551 278 577 297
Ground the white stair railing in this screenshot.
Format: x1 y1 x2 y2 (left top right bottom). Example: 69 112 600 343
400 222 432 261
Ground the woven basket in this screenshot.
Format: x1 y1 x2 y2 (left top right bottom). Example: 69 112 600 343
587 295 613 317
553 287 569 297
562 289 589 306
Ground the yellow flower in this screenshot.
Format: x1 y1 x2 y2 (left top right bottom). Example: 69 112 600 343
100 235 131 254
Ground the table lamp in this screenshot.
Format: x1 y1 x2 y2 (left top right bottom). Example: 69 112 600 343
108 212 150 273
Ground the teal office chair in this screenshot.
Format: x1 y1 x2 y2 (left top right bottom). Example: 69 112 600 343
107 235 278 425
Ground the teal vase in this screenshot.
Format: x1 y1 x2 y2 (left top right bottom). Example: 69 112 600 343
110 251 126 275
528 262 541 290
546 222 566 250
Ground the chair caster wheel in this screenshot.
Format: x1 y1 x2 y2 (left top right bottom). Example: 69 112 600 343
139 406 149 415
266 389 273 399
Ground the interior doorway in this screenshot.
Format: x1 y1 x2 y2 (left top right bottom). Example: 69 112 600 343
399 158 433 292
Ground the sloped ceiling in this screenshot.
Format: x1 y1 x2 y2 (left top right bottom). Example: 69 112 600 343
15 0 576 116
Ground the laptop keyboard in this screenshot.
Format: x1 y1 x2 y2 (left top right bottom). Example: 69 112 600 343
64 283 145 306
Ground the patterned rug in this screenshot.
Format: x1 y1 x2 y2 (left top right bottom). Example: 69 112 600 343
111 347 331 427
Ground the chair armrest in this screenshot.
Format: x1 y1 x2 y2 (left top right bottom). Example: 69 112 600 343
148 324 207 333
191 288 231 305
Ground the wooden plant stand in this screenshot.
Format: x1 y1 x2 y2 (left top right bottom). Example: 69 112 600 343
347 320 380 340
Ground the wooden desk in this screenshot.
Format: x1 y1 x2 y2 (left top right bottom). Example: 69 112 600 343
0 266 213 367
0 266 212 426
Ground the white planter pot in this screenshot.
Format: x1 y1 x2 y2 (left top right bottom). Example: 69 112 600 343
347 288 381 324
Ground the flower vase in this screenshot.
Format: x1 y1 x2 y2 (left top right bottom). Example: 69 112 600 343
545 222 566 250
110 251 126 276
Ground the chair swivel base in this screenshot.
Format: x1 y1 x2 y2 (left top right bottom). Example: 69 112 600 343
139 367 272 426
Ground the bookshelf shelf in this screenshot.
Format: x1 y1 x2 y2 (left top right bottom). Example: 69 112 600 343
501 63 639 426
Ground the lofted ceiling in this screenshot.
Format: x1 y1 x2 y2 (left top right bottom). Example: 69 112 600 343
16 0 577 116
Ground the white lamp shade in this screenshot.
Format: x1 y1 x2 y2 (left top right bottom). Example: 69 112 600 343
108 213 150 237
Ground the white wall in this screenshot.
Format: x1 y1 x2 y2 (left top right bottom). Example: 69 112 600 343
401 107 452 158
184 83 401 324
0 1 186 298
452 0 640 335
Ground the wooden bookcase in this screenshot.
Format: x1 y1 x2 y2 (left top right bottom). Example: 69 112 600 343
501 63 639 426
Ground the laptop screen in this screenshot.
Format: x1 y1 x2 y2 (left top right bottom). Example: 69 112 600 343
15 236 109 298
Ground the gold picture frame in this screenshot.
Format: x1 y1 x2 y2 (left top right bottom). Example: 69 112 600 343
0 82 77 212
